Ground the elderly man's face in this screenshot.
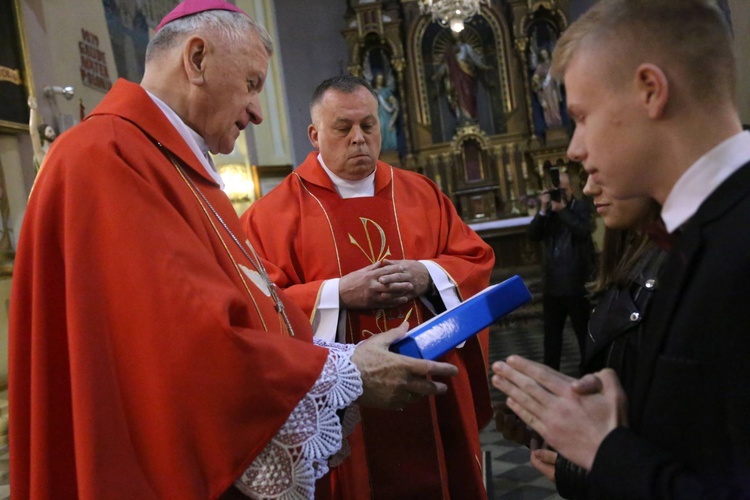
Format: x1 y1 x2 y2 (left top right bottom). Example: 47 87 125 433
308 86 381 181
194 30 267 154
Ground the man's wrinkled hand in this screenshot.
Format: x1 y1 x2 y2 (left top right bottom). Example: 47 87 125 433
351 323 458 409
339 260 432 309
340 261 414 309
379 259 432 300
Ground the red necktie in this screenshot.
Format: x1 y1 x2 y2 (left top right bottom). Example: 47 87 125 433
645 219 677 252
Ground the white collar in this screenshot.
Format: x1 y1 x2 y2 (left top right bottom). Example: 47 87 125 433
662 131 750 233
317 153 376 199
145 90 224 189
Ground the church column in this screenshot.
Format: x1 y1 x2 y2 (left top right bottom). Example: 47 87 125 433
494 145 509 210
514 37 537 139
392 57 412 153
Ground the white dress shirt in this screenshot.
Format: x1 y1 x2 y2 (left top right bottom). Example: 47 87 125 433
662 131 750 233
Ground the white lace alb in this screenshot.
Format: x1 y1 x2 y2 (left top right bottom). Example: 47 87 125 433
233 341 362 499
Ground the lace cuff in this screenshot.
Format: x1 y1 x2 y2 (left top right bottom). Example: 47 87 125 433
314 340 362 468
233 342 362 499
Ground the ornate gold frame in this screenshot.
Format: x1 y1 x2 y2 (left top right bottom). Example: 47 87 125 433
0 0 34 134
0 154 14 278
408 5 515 127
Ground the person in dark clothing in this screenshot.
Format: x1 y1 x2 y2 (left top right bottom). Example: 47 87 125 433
528 168 595 371
532 176 666 499
493 1 750 496
496 177 664 499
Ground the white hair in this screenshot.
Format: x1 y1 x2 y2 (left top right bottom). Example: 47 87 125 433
145 10 273 63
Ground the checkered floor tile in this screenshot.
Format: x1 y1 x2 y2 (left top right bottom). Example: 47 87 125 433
481 318 581 499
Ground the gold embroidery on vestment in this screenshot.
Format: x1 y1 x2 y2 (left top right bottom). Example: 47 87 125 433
348 217 392 264
299 165 426 337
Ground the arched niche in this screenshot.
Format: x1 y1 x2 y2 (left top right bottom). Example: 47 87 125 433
523 7 570 138
408 6 514 144
342 1 409 161
360 38 405 155
449 125 502 222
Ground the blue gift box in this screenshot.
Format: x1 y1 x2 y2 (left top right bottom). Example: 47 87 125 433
390 275 532 360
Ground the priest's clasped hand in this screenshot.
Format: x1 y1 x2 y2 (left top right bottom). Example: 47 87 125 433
340 259 432 309
379 259 432 300
351 323 458 409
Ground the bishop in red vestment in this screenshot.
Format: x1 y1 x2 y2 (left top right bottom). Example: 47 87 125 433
242 75 495 499
9 6 459 499
10 77 331 499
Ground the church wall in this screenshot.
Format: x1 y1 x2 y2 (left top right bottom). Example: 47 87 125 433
237 0 295 167
273 0 349 166
23 0 118 137
12 0 119 219
274 0 750 165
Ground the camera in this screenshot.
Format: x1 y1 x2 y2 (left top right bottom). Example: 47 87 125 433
549 167 562 202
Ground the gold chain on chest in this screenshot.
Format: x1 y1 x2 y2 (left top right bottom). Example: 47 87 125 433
160 145 294 336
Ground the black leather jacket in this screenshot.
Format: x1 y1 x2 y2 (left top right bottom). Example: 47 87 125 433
555 246 667 499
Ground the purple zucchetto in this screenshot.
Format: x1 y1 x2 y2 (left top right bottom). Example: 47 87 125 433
155 0 248 33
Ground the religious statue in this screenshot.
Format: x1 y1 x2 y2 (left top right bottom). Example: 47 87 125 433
531 48 563 128
373 73 399 152
28 97 58 171
433 31 491 123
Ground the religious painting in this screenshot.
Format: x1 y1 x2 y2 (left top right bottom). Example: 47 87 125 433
457 189 498 223
421 14 508 143
0 0 32 133
461 137 485 182
362 44 403 155
526 18 568 136
102 0 178 82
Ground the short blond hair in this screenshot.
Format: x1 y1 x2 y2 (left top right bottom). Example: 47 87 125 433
551 0 735 104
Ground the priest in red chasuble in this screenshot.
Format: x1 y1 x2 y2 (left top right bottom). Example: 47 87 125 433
242 75 495 499
9 4 460 499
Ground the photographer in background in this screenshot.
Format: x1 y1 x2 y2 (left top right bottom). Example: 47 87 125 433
528 166 595 371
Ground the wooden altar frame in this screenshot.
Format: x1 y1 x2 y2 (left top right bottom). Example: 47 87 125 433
0 0 34 133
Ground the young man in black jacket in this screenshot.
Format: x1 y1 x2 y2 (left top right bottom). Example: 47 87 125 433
493 0 750 497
